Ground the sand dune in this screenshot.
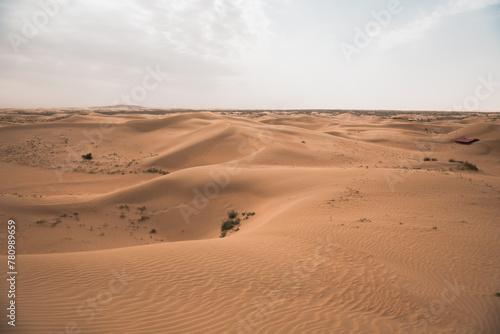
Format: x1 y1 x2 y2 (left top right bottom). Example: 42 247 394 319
1 110 499 333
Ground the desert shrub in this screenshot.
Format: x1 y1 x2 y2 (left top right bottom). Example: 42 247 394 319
449 159 456 163
119 204 129 211
227 210 238 219
82 153 93 160
150 229 157 234
431 158 437 161
423 157 431 161
137 206 146 213
462 161 478 171
145 168 169 175
138 215 149 222
36 219 45 224
221 218 241 232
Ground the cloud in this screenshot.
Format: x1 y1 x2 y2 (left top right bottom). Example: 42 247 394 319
378 0 500 52
0 0 274 74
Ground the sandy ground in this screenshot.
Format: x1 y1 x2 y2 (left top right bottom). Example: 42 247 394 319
0 109 499 333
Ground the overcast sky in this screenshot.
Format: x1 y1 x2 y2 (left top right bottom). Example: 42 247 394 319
0 0 499 110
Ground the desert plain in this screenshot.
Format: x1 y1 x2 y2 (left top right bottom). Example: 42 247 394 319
0 108 499 333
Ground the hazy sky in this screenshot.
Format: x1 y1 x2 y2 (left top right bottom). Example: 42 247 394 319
1 0 499 110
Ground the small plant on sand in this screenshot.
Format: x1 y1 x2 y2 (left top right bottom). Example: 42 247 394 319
119 204 129 211
82 153 93 160
431 158 437 161
424 157 431 161
433 226 438 230
494 292 500 297
462 161 479 171
221 218 241 233
138 215 149 222
227 210 238 219
52 218 61 227
36 219 46 225
449 159 456 163
150 229 157 234
137 206 146 213
120 212 126 219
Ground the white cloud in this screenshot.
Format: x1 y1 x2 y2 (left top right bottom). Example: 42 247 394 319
378 0 500 52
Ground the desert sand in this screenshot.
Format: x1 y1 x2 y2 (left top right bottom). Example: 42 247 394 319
0 109 499 333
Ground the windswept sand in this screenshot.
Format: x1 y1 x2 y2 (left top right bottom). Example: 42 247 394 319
1 110 499 333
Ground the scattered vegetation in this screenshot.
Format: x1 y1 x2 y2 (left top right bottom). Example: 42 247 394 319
433 226 438 230
424 157 431 161
82 153 93 160
145 168 169 175
462 161 479 171
52 218 61 227
137 206 146 213
119 204 130 211
150 229 157 234
219 209 256 237
36 219 46 225
449 159 456 163
431 158 437 161
494 292 500 297
120 212 126 219
138 215 149 222
302 141 306 144
221 218 241 232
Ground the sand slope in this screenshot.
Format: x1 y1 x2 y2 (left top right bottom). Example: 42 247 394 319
1 111 499 333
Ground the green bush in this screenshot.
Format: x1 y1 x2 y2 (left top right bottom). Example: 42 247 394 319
227 210 238 219
82 153 93 160
221 218 241 232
